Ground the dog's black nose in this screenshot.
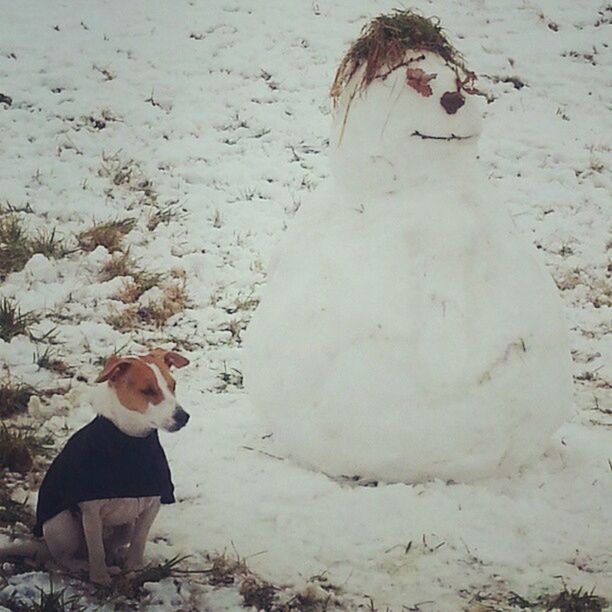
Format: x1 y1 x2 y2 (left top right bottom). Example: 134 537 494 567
174 407 190 428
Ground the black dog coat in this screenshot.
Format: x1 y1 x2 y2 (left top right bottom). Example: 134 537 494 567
34 416 175 537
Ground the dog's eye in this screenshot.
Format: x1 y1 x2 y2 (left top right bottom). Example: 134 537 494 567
142 387 156 397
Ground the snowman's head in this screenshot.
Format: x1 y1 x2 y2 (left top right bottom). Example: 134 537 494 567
329 13 486 194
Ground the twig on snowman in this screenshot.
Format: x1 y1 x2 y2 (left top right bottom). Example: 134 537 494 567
240 445 285 461
411 130 474 141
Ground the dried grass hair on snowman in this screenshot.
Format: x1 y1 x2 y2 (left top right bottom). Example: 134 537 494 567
329 11 491 195
243 10 573 484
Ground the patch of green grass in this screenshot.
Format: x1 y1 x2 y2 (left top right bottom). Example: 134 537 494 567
35 346 72 376
0 379 36 418
0 215 69 279
77 218 136 253
0 215 31 278
30 228 70 260
0 298 36 342
0 424 54 474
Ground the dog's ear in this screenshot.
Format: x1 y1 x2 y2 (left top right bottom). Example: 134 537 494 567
96 356 133 383
163 351 190 369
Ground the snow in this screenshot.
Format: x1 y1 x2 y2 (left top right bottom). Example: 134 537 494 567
243 51 574 482
1 0 610 610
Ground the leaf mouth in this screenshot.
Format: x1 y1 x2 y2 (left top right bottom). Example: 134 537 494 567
411 130 476 141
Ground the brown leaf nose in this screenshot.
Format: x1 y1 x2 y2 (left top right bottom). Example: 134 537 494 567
440 91 465 115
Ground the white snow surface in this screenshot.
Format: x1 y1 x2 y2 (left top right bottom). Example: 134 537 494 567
1 1 611 610
243 52 575 482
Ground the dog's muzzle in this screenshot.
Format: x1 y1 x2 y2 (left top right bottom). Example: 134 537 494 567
167 407 190 431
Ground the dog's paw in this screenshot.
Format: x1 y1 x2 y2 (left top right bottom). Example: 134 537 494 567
124 551 145 572
107 565 122 576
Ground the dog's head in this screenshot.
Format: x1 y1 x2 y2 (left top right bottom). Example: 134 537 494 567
95 349 190 435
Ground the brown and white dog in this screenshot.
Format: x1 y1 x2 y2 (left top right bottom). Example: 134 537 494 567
0 349 189 585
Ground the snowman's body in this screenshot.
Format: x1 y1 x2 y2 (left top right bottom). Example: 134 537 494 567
243 53 573 482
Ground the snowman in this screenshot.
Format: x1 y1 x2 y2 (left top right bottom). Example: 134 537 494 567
243 11 573 482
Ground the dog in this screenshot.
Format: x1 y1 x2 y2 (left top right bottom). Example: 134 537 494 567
0 348 189 585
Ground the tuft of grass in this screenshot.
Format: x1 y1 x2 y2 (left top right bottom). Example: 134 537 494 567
215 363 243 393
77 218 135 253
0 379 36 418
223 292 260 315
0 215 68 279
240 576 277 610
0 424 54 474
107 281 187 331
30 228 70 260
116 271 165 303
30 584 84 612
99 153 138 187
331 9 475 101
147 202 184 231
92 342 131 367
219 319 246 345
205 551 248 586
35 346 72 375
509 585 607 612
108 554 192 599
0 215 32 278
542 585 606 612
8 578 85 612
105 307 140 332
99 250 137 281
100 251 164 305
0 298 36 342
99 152 158 205
0 202 34 215
0 489 34 530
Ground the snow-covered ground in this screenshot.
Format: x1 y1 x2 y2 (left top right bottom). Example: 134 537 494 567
0 1 610 610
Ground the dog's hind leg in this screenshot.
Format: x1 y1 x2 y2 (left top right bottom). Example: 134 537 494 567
0 540 50 563
43 510 87 574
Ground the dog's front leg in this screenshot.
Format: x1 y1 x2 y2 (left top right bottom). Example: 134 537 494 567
79 502 111 585
125 498 160 571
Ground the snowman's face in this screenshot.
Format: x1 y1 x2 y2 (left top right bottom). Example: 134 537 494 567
330 52 484 190
332 52 483 149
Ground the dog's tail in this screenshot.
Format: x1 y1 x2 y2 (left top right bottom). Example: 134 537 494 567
0 539 50 563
